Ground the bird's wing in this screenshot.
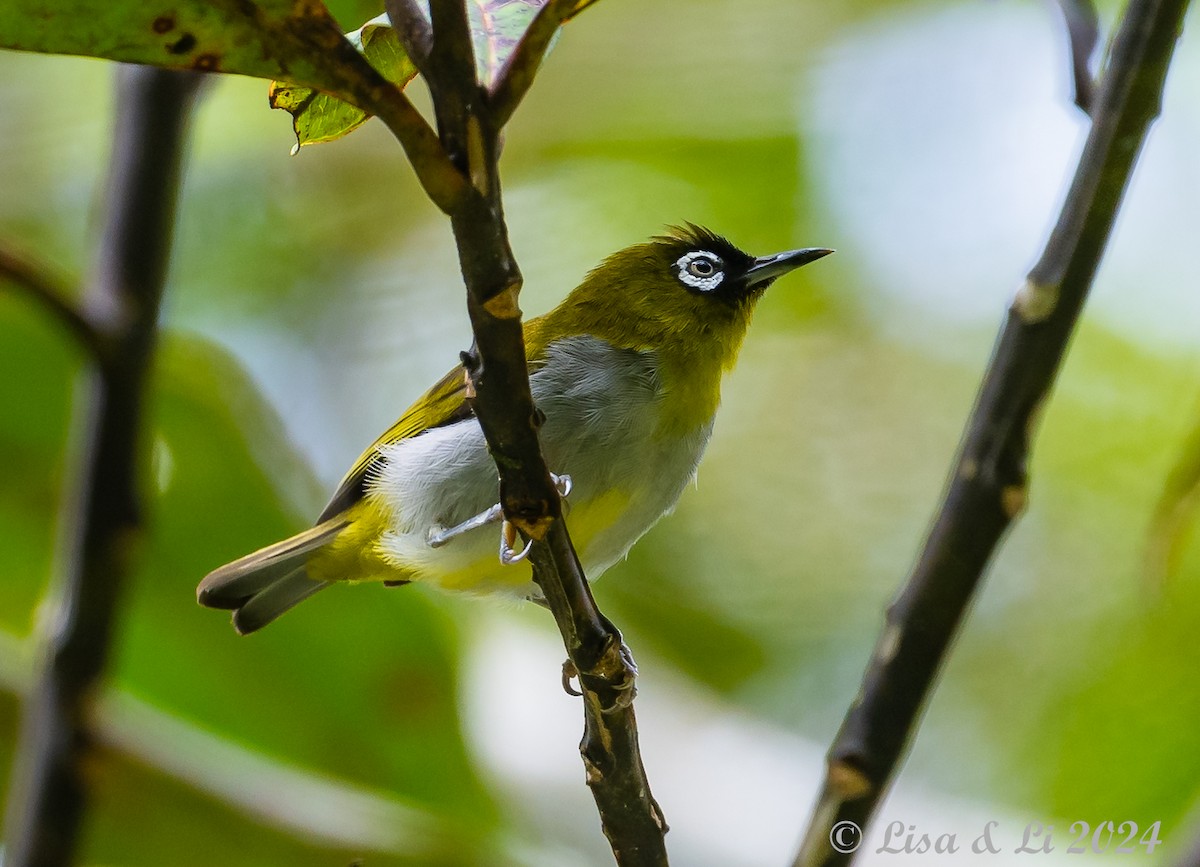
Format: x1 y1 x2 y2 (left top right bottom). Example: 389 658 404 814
317 316 552 522
317 363 473 521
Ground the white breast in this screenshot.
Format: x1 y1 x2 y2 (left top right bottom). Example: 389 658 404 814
370 335 713 595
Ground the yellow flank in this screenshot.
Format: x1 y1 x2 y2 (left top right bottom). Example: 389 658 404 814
309 485 635 593
307 500 405 584
435 486 632 592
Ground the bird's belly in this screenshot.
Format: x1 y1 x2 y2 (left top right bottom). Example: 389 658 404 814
367 335 713 596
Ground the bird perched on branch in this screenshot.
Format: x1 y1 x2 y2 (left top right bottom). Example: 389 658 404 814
198 226 832 633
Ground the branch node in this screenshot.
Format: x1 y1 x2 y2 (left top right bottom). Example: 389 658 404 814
875 623 902 665
828 760 873 800
1001 484 1029 519
1012 278 1059 324
466 115 491 195
482 284 522 319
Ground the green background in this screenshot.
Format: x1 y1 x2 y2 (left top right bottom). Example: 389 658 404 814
2 0 1198 863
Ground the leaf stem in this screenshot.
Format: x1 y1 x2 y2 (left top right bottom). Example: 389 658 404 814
489 0 578 127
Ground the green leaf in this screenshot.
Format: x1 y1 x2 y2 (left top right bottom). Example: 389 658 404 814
466 0 595 85
467 0 542 85
269 14 419 152
0 0 388 101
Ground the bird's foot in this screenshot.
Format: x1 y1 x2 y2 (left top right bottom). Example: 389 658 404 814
427 474 572 561
499 473 572 563
558 634 638 712
604 636 639 712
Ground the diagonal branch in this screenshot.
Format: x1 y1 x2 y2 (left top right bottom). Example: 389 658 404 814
384 0 434 73
1055 0 1102 114
0 246 105 362
1 65 202 867
792 0 1191 864
361 81 471 213
414 3 669 863
489 0 577 127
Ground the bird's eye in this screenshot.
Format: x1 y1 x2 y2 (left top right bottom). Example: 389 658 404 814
675 250 725 292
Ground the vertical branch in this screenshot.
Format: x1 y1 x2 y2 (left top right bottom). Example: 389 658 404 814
393 3 669 862
792 0 1190 864
1055 0 1102 113
2 66 201 867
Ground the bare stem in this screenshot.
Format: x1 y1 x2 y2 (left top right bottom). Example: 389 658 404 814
1 65 201 867
384 0 434 73
413 2 669 862
793 1 1191 864
489 0 577 127
1055 0 1102 113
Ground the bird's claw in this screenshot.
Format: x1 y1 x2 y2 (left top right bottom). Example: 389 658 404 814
499 519 533 564
428 474 572 565
553 472 573 498
561 659 583 696
497 473 571 565
603 642 639 712
559 639 639 712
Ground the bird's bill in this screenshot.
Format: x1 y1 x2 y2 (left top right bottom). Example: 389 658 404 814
744 247 834 288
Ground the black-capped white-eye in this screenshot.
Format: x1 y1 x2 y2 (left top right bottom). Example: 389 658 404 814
674 250 725 292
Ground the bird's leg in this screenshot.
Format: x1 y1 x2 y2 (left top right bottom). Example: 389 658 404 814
427 503 503 548
427 474 572 559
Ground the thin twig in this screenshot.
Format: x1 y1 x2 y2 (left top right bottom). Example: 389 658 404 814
0 247 105 362
1055 0 1102 113
416 2 669 862
384 0 434 73
359 80 470 213
489 0 577 127
1 65 202 867
792 1 1191 864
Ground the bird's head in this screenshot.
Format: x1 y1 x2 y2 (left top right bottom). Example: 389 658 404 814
550 224 833 367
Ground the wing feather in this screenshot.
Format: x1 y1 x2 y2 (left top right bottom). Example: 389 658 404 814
317 364 472 521
318 316 556 522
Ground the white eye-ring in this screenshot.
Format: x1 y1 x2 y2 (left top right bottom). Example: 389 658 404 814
675 250 724 292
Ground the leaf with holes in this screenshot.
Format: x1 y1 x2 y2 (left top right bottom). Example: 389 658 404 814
0 0 391 111
269 13 418 152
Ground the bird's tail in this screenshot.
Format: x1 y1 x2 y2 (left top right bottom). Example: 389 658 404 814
197 518 348 635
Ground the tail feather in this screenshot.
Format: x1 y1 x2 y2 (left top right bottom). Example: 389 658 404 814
232 567 328 635
198 518 347 634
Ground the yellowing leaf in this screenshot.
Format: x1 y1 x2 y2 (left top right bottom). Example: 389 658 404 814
269 14 418 152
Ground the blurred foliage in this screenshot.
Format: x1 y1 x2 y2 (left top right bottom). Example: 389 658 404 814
2 0 1200 864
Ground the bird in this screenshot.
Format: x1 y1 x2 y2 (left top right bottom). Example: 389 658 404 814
197 225 832 634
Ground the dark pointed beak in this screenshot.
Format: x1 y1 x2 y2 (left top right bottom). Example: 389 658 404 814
744 247 834 288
